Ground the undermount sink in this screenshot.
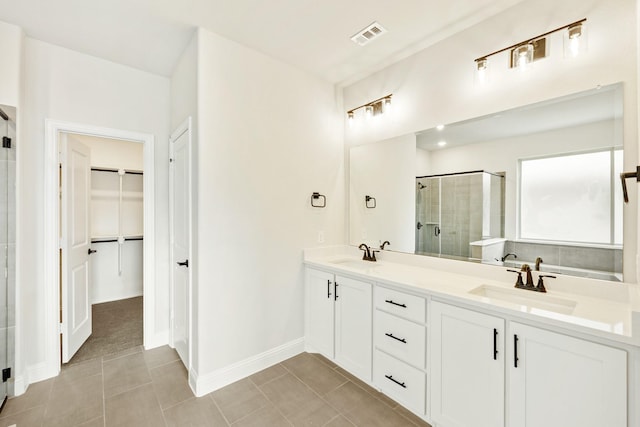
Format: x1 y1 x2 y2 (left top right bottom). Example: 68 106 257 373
469 284 577 315
329 258 380 270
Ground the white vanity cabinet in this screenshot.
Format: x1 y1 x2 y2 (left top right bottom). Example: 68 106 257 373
373 286 427 416
431 301 628 427
304 268 372 381
508 322 627 427
431 301 505 427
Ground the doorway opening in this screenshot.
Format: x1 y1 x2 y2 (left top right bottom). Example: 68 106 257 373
61 133 145 364
43 121 156 378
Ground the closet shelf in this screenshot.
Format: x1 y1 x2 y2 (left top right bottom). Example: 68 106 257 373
91 190 143 199
91 235 143 244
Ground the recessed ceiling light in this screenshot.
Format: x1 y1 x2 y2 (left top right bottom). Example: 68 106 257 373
438 141 447 147
351 22 388 46
436 124 445 131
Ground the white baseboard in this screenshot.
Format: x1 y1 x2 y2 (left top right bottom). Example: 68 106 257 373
12 375 26 396
191 337 305 397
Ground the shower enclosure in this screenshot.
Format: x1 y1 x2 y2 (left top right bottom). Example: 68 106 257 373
415 171 504 259
0 105 15 407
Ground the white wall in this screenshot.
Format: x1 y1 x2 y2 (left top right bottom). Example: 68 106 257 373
344 0 638 281
0 21 22 107
194 27 344 387
20 38 171 383
350 134 416 252
169 32 199 373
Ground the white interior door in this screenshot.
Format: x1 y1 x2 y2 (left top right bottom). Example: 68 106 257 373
170 119 191 368
61 134 93 363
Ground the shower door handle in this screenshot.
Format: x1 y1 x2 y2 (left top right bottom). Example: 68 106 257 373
434 225 441 236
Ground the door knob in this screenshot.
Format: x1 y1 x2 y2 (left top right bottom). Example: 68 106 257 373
177 259 189 268
88 248 97 255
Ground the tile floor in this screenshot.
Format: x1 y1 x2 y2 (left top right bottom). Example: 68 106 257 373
0 348 431 427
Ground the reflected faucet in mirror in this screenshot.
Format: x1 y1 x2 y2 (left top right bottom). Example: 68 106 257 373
380 240 391 250
498 253 518 262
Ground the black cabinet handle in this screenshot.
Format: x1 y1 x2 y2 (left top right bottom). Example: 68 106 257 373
493 328 498 360
177 260 189 268
87 248 97 255
327 279 332 299
385 333 407 344
385 375 406 388
514 334 519 368
334 282 339 301
384 299 407 308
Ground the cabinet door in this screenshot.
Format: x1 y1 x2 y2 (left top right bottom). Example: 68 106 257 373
509 322 626 427
431 301 505 427
335 275 372 381
305 268 335 359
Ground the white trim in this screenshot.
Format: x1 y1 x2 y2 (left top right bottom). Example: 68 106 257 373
191 338 305 397
43 119 157 379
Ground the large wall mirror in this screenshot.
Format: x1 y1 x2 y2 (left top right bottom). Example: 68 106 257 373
350 83 625 281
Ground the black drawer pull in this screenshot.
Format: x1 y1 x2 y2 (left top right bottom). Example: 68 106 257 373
385 299 407 308
493 328 498 360
385 375 406 388
327 279 332 299
514 334 519 368
385 333 407 344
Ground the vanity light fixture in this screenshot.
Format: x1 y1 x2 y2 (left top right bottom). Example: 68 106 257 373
346 94 393 123
474 18 586 75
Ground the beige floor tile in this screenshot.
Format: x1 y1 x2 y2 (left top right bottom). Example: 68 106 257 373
0 404 45 427
163 396 228 427
323 381 380 414
281 353 347 396
44 373 104 427
149 360 194 409
211 378 269 424
57 358 102 385
323 415 356 427
1 378 53 417
231 405 291 427
248 364 287 387
102 345 143 362
259 373 337 425
334 366 398 409
78 416 106 426
103 351 151 397
143 345 179 369
105 383 165 427
393 404 432 427
310 353 338 369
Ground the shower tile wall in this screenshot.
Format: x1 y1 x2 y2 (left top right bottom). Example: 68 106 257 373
440 174 483 259
415 178 440 254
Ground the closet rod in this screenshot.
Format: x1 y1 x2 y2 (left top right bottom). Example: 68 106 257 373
91 167 143 175
91 237 144 244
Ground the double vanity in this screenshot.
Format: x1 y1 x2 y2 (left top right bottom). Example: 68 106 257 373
304 246 640 427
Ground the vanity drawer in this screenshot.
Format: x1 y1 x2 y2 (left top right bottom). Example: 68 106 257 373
376 310 425 369
374 350 426 415
375 286 426 323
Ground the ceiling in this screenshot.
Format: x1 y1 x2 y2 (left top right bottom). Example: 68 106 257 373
0 0 524 84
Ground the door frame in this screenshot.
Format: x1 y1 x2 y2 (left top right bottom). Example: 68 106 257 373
169 117 193 371
43 119 155 375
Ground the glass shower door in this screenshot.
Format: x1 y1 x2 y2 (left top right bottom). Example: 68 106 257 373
0 105 14 408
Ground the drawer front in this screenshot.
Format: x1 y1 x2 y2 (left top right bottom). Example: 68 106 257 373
375 286 426 323
374 350 426 415
376 310 425 369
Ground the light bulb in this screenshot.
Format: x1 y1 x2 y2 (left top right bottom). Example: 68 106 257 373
564 22 585 58
347 111 354 127
365 105 373 118
383 97 392 113
512 43 533 70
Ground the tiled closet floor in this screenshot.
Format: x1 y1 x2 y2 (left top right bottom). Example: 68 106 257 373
0 348 431 427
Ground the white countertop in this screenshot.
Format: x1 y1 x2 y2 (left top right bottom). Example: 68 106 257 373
304 246 640 347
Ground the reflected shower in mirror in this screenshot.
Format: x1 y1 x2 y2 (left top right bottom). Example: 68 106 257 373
349 83 624 281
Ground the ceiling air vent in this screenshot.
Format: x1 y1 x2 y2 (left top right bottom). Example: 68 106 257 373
351 22 388 46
